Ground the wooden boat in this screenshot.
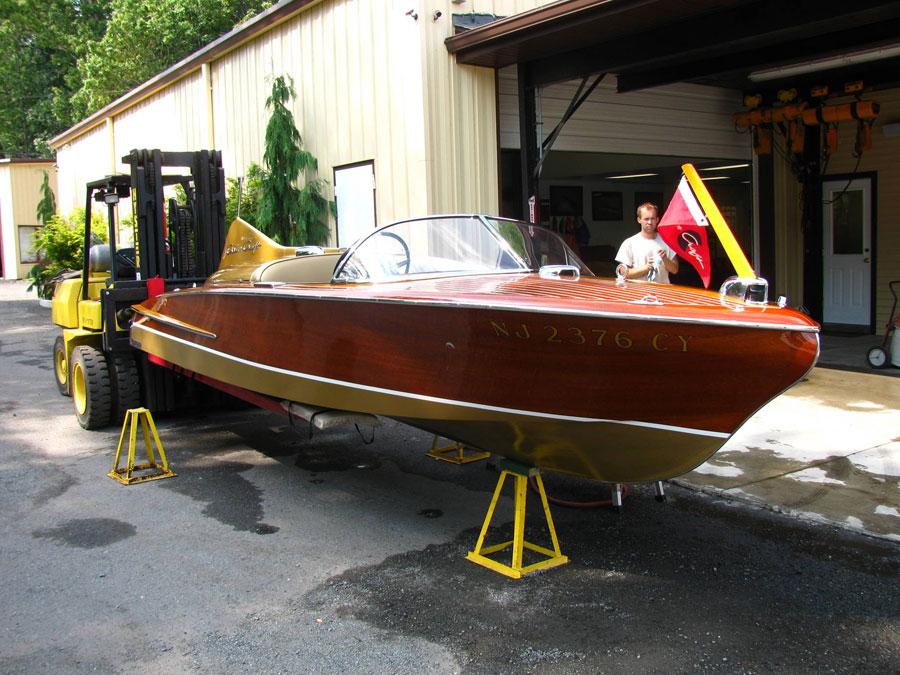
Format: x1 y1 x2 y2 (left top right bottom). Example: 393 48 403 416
130 214 819 482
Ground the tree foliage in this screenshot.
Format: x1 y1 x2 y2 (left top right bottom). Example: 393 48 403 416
256 75 333 246
71 0 274 119
36 171 56 226
0 0 273 157
0 0 111 156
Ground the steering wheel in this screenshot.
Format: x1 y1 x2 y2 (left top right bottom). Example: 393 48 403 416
378 230 411 275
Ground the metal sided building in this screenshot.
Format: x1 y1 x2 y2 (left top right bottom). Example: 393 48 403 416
0 159 57 280
50 0 900 335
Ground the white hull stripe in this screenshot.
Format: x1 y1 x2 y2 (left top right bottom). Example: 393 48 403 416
135 322 731 439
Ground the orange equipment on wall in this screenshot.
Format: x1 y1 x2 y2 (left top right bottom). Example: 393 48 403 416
733 99 879 157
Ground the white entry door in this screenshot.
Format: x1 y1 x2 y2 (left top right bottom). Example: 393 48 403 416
334 162 376 247
822 178 872 327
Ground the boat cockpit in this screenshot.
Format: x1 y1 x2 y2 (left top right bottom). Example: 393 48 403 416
210 215 591 287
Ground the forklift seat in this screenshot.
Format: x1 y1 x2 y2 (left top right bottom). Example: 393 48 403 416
89 244 137 280
89 245 112 273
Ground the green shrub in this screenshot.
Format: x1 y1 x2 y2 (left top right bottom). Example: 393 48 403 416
27 209 107 299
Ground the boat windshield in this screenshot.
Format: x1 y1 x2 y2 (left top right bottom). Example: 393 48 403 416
333 215 591 283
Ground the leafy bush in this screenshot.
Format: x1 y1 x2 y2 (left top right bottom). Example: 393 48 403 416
27 209 107 299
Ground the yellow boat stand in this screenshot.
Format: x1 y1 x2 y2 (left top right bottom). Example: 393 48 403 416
426 434 491 465
467 459 569 579
108 408 176 485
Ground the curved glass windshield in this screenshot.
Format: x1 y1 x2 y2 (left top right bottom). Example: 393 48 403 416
333 215 591 283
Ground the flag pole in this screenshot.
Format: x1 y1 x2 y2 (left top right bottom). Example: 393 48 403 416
681 163 755 279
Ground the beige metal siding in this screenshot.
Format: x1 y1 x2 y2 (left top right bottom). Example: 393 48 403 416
772 149 803 305
112 72 209 175
56 123 110 215
824 88 900 334
0 165 12 278
212 0 431 234
0 162 56 279
499 68 750 159
416 0 561 216
51 0 560 240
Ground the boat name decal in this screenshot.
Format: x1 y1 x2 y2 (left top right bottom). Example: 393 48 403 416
223 238 262 256
489 320 692 352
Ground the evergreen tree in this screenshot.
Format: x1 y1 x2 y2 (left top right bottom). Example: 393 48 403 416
256 75 332 245
36 171 56 226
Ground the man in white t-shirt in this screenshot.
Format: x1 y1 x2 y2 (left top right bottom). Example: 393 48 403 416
615 202 679 283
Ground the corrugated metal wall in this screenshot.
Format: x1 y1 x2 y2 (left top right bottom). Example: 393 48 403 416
112 73 209 174
56 123 110 218
211 0 432 230
0 162 57 279
770 89 899 332
53 0 560 238
772 150 803 305
824 89 900 334
498 68 750 158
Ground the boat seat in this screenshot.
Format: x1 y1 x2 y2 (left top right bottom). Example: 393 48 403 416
252 253 343 284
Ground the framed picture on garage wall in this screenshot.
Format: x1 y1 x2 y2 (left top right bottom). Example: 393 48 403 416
17 225 39 264
550 185 583 217
591 191 622 221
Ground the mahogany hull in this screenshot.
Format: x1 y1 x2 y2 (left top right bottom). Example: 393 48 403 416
131 280 819 482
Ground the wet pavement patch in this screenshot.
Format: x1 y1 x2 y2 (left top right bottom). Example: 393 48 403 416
31 470 77 507
302 491 900 672
418 508 443 519
294 444 382 473
162 458 278 534
32 518 136 548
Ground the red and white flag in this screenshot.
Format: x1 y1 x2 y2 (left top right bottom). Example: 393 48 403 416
658 176 713 288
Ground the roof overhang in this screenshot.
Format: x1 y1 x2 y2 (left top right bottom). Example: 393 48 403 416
446 0 900 95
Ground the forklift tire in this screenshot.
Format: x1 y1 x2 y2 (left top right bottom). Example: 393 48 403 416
70 345 112 429
110 352 141 424
53 336 70 396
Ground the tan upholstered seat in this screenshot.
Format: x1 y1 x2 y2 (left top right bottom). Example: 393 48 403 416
251 253 343 284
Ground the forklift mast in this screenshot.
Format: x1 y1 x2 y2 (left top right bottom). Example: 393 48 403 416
125 149 226 280
80 149 226 412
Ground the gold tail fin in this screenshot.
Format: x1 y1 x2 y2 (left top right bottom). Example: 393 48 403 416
217 218 297 270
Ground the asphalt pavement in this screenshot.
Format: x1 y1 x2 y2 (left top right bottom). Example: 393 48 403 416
1 280 898 673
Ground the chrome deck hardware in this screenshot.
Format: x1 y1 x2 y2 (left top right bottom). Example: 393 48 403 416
719 276 769 307
539 264 580 280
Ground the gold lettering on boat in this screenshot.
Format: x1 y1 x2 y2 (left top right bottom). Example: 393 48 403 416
652 333 669 351
223 238 262 256
490 320 509 337
488 320 691 353
567 327 586 344
614 331 633 349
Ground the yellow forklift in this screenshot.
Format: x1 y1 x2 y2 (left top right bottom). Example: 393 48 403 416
51 149 226 429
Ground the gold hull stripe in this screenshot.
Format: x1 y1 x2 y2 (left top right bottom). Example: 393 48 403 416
133 323 730 439
190 286 819 333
